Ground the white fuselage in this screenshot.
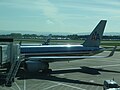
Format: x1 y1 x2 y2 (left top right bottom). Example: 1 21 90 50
20 45 104 58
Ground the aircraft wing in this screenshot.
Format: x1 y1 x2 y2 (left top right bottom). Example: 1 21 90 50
27 46 117 62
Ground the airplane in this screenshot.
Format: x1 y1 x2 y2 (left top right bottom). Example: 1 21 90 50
19 34 52 46
20 20 116 73
42 34 52 45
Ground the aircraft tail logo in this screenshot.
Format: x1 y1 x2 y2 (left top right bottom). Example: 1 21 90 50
91 31 100 41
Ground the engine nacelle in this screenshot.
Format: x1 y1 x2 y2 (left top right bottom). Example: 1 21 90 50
24 61 49 72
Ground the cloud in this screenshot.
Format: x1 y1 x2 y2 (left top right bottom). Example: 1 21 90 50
36 0 64 25
46 19 54 24
2 0 120 21
0 0 65 23
0 0 120 33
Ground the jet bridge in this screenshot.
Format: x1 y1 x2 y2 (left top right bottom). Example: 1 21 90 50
0 38 22 87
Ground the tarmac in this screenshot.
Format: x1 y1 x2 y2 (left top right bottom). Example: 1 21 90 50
0 51 120 90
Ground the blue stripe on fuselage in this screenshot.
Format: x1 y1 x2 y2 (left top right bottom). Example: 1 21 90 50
20 45 102 55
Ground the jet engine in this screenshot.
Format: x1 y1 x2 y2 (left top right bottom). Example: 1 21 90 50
24 60 49 72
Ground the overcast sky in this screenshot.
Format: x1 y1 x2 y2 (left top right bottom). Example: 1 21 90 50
0 0 120 34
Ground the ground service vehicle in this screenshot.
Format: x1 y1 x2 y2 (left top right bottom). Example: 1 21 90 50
103 80 120 90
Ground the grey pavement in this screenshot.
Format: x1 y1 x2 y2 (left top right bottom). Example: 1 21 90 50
0 51 120 90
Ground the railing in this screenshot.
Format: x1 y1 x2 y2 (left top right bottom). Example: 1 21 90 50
5 57 21 87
